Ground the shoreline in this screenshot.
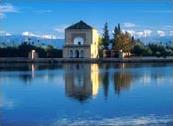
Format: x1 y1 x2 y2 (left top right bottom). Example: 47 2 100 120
0 57 173 63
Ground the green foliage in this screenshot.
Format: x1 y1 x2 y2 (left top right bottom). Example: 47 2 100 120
113 23 121 39
101 22 110 49
132 42 173 57
46 45 62 58
99 23 173 58
132 44 145 56
112 24 134 52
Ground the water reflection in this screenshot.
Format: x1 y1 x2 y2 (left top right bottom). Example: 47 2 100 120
20 64 37 84
0 63 173 125
0 63 173 100
63 63 134 101
64 64 99 102
99 63 133 97
100 64 110 98
113 71 133 95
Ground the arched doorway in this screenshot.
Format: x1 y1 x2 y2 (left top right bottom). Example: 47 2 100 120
75 50 79 58
80 50 84 58
70 50 73 58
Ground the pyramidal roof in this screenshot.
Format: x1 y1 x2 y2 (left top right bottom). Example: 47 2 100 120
66 20 93 30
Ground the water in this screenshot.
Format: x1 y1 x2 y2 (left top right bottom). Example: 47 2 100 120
0 63 173 126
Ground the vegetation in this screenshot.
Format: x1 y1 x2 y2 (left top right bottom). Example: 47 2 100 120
99 22 173 58
112 24 135 52
132 41 173 57
0 22 173 58
100 22 110 49
99 23 135 55
0 42 62 58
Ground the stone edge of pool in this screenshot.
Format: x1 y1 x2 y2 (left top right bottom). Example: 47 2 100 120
0 57 173 63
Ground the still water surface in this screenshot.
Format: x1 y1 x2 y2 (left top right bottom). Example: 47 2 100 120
0 63 173 126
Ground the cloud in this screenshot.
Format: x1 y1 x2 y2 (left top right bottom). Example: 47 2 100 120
123 29 152 38
22 31 57 39
123 22 136 28
157 30 165 37
0 30 6 34
135 29 152 38
54 28 65 33
136 32 144 37
54 25 68 33
169 31 173 36
143 29 152 37
5 33 12 36
126 30 136 36
54 25 68 39
21 25 67 39
122 29 136 36
162 25 173 30
33 10 53 13
0 30 11 36
22 31 38 37
42 34 57 39
123 29 173 38
0 3 18 19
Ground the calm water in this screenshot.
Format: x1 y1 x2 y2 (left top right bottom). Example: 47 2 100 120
0 63 173 126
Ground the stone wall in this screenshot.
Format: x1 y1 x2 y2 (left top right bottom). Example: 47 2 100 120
63 28 99 58
63 46 91 58
65 29 92 45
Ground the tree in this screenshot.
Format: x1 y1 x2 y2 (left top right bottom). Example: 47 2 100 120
112 23 121 49
98 36 104 57
122 32 134 52
112 24 134 53
101 22 110 49
113 23 121 40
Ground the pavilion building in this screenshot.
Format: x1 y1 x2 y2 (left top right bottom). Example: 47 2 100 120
63 21 99 58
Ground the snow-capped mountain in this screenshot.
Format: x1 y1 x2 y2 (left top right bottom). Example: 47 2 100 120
0 35 64 48
0 34 172 48
138 36 173 44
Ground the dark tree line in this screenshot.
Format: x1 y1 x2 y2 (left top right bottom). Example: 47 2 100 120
0 42 62 58
132 41 173 57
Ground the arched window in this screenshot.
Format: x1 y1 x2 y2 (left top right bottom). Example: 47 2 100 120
74 37 84 45
70 50 73 58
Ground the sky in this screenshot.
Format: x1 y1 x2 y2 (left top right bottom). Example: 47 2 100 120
0 0 173 39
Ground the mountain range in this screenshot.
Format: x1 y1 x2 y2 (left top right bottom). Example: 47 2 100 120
138 36 173 44
0 34 172 49
0 35 64 48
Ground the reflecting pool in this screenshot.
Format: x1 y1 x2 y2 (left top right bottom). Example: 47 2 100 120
0 63 173 126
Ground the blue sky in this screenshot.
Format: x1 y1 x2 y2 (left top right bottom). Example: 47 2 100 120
0 0 173 39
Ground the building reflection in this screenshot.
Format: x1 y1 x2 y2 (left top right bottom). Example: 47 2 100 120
90 64 100 96
64 63 134 101
64 64 100 102
0 63 171 101
113 71 133 95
